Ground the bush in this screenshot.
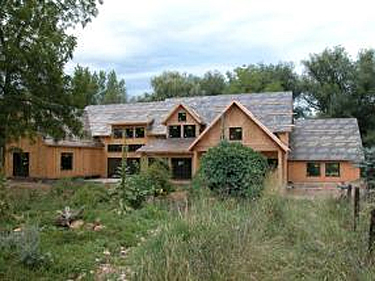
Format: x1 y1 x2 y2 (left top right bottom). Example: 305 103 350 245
0 172 10 218
145 160 174 196
199 141 268 198
0 225 51 268
70 183 109 208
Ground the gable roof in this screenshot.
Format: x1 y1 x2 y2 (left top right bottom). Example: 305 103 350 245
289 118 364 162
161 103 203 125
188 101 289 152
84 92 293 137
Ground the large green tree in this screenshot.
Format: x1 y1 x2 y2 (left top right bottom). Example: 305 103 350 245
226 62 300 96
0 0 102 170
70 66 127 108
301 46 375 146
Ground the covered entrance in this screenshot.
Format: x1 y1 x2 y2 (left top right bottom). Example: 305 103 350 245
13 152 29 177
171 158 192 180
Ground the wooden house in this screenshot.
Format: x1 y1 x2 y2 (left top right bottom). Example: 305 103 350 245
4 92 364 187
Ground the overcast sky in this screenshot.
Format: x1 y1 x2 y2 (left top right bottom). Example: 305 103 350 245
67 0 375 97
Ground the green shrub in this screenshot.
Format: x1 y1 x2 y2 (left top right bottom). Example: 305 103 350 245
0 172 10 218
70 183 109 208
0 225 51 268
145 160 174 196
199 141 268 198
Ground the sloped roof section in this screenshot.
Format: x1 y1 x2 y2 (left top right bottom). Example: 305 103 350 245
137 138 194 154
84 92 293 137
289 118 364 162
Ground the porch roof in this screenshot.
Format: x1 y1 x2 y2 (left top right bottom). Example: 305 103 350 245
137 138 194 154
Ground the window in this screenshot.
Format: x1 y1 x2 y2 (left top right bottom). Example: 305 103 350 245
108 144 123 152
125 128 134 138
325 163 340 177
171 158 192 180
178 112 187 122
184 125 196 138
135 127 145 138
128 144 143 152
61 153 73 171
229 127 242 140
113 128 123 139
267 159 278 170
306 162 321 177
169 125 181 138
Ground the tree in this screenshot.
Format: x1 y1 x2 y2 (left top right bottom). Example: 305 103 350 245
301 46 375 146
69 67 127 108
200 71 227 95
0 0 102 171
226 63 299 95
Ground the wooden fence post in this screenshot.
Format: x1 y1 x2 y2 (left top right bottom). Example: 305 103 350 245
368 209 375 253
354 187 360 231
347 184 352 200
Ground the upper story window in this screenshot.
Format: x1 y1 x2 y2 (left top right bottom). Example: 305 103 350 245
108 144 123 152
61 153 73 171
178 111 187 122
169 125 181 138
325 163 340 177
135 127 145 138
113 128 123 139
229 127 242 141
184 125 196 138
125 128 134 138
306 162 320 177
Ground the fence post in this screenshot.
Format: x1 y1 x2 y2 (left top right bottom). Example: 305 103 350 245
347 184 352 200
354 187 360 231
368 209 375 253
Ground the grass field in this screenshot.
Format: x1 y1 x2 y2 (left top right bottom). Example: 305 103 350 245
1 180 375 280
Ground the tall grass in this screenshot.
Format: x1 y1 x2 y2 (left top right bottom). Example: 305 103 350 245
128 190 375 281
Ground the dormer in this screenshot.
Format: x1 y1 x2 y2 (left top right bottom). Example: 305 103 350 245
162 104 204 139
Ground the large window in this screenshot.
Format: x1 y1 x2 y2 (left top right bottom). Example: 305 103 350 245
178 111 187 122
128 144 143 152
325 163 340 177
171 158 192 180
135 127 145 138
169 125 181 138
61 153 73 171
306 162 320 177
184 125 196 138
229 127 242 141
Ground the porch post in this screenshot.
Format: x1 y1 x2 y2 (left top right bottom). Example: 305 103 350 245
283 152 288 186
192 151 198 176
278 150 283 187
140 153 147 172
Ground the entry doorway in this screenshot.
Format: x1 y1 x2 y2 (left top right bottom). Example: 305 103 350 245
171 158 192 180
13 152 29 177
107 158 140 178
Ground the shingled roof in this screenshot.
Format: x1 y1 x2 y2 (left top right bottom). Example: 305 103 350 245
289 118 364 162
137 138 194 153
84 92 293 137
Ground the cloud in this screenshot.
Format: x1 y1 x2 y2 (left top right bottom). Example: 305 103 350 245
67 0 375 96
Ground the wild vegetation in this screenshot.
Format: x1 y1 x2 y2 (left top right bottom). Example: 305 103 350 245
1 179 375 280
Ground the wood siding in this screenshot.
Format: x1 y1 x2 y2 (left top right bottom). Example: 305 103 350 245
165 105 201 138
288 161 360 183
5 137 105 179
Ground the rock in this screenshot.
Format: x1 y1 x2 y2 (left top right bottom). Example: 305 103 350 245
70 220 84 230
93 224 104 231
13 227 22 232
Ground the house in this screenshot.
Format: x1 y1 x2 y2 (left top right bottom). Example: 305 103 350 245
4 92 364 187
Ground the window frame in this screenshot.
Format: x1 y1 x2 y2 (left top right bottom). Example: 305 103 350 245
169 125 181 138
183 125 196 138
135 127 145 138
325 162 340 177
178 111 187 122
229 127 243 141
306 162 321 177
107 144 123 153
61 152 73 171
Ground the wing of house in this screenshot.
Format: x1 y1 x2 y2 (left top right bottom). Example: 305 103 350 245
4 91 364 187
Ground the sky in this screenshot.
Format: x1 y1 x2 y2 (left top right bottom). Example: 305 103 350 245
67 0 375 97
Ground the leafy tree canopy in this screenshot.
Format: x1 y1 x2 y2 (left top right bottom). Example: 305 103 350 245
0 0 102 169
69 66 127 108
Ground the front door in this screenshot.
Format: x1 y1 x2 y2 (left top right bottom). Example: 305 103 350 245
171 158 192 180
13 152 29 177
